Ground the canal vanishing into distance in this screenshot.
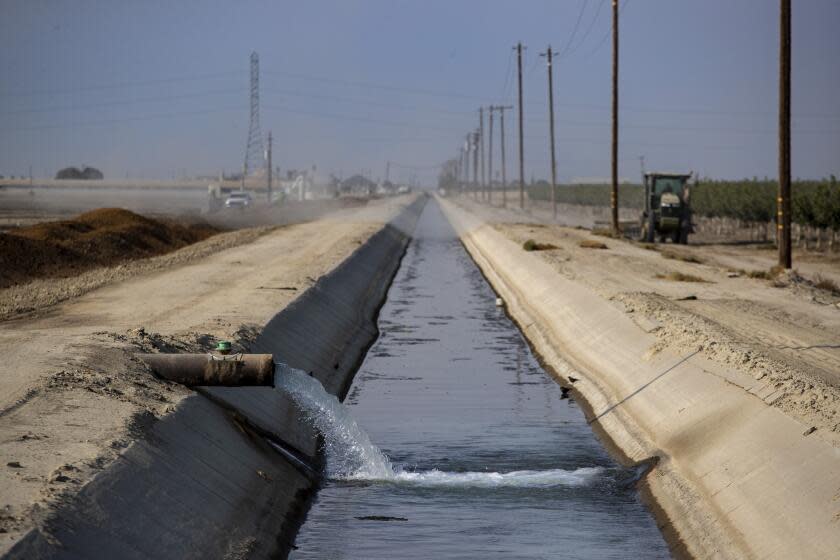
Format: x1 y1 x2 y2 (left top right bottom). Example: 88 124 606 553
284 199 670 559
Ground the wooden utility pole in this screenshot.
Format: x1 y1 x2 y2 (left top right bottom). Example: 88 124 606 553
472 130 480 200
464 134 472 197
516 42 526 209
455 146 464 194
479 107 486 201
488 106 495 205
266 131 273 203
498 105 513 208
778 0 792 268
610 0 620 234
541 46 560 220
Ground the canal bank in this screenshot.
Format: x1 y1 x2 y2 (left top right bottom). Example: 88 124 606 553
439 196 840 560
3 196 426 559
288 198 670 559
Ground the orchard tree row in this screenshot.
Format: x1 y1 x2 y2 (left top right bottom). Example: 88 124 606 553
525 177 840 231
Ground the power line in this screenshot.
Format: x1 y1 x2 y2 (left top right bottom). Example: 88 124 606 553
563 0 606 59
0 71 244 98
558 0 589 59
6 85 835 123
262 87 473 118
262 104 465 134
586 0 628 59
522 117 838 135
518 101 840 120
499 49 515 103
5 66 835 122
7 106 243 132
0 88 245 116
6 100 833 139
262 69 485 101
0 85 477 121
388 161 444 170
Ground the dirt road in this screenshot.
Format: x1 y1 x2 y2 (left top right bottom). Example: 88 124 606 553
0 195 414 553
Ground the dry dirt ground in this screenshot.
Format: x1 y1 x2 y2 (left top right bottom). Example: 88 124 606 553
0 195 413 553
453 196 840 450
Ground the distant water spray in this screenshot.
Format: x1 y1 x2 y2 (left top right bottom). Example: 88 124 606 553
276 365 603 488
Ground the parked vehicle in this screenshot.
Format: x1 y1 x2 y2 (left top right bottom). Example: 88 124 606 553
225 191 253 209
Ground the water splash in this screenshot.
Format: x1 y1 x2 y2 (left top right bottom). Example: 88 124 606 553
275 365 603 487
276 364 393 479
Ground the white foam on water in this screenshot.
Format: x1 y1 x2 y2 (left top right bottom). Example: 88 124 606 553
275 365 603 488
383 467 603 488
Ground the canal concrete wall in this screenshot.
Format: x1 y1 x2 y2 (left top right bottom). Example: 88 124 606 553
439 197 840 560
4 196 426 560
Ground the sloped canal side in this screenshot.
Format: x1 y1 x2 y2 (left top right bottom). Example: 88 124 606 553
289 199 671 559
3 197 427 560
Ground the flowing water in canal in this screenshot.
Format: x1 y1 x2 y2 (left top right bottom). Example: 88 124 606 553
285 199 670 559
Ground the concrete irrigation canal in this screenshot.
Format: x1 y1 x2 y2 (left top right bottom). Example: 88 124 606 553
284 198 670 558
6 194 839 559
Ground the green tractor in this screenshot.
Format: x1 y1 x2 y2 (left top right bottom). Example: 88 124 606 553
640 172 693 244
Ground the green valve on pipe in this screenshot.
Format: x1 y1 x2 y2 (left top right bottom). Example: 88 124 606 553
216 340 232 355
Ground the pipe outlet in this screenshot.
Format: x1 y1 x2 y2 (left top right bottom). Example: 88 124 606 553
138 353 275 387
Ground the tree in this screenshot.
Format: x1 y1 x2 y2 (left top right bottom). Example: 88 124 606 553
437 159 459 191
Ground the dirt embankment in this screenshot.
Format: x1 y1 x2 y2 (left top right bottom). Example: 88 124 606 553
0 208 219 289
0 195 415 554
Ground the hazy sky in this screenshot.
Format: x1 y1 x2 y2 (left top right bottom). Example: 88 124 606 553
1 0 838 184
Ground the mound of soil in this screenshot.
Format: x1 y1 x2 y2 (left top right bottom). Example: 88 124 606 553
0 208 220 289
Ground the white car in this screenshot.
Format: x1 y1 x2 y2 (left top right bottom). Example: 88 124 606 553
224 191 253 208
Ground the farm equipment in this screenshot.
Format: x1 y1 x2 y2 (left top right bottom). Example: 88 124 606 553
640 172 694 244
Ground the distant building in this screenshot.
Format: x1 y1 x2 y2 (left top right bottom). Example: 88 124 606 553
55 166 103 180
340 174 376 196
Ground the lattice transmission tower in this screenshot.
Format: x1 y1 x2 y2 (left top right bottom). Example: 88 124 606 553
243 51 265 179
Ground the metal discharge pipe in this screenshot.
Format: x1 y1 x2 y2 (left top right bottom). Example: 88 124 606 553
138 353 275 387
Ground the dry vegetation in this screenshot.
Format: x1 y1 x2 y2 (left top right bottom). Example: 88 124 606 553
591 227 622 238
813 273 839 294
579 239 609 249
660 250 704 264
523 239 559 251
655 271 710 283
